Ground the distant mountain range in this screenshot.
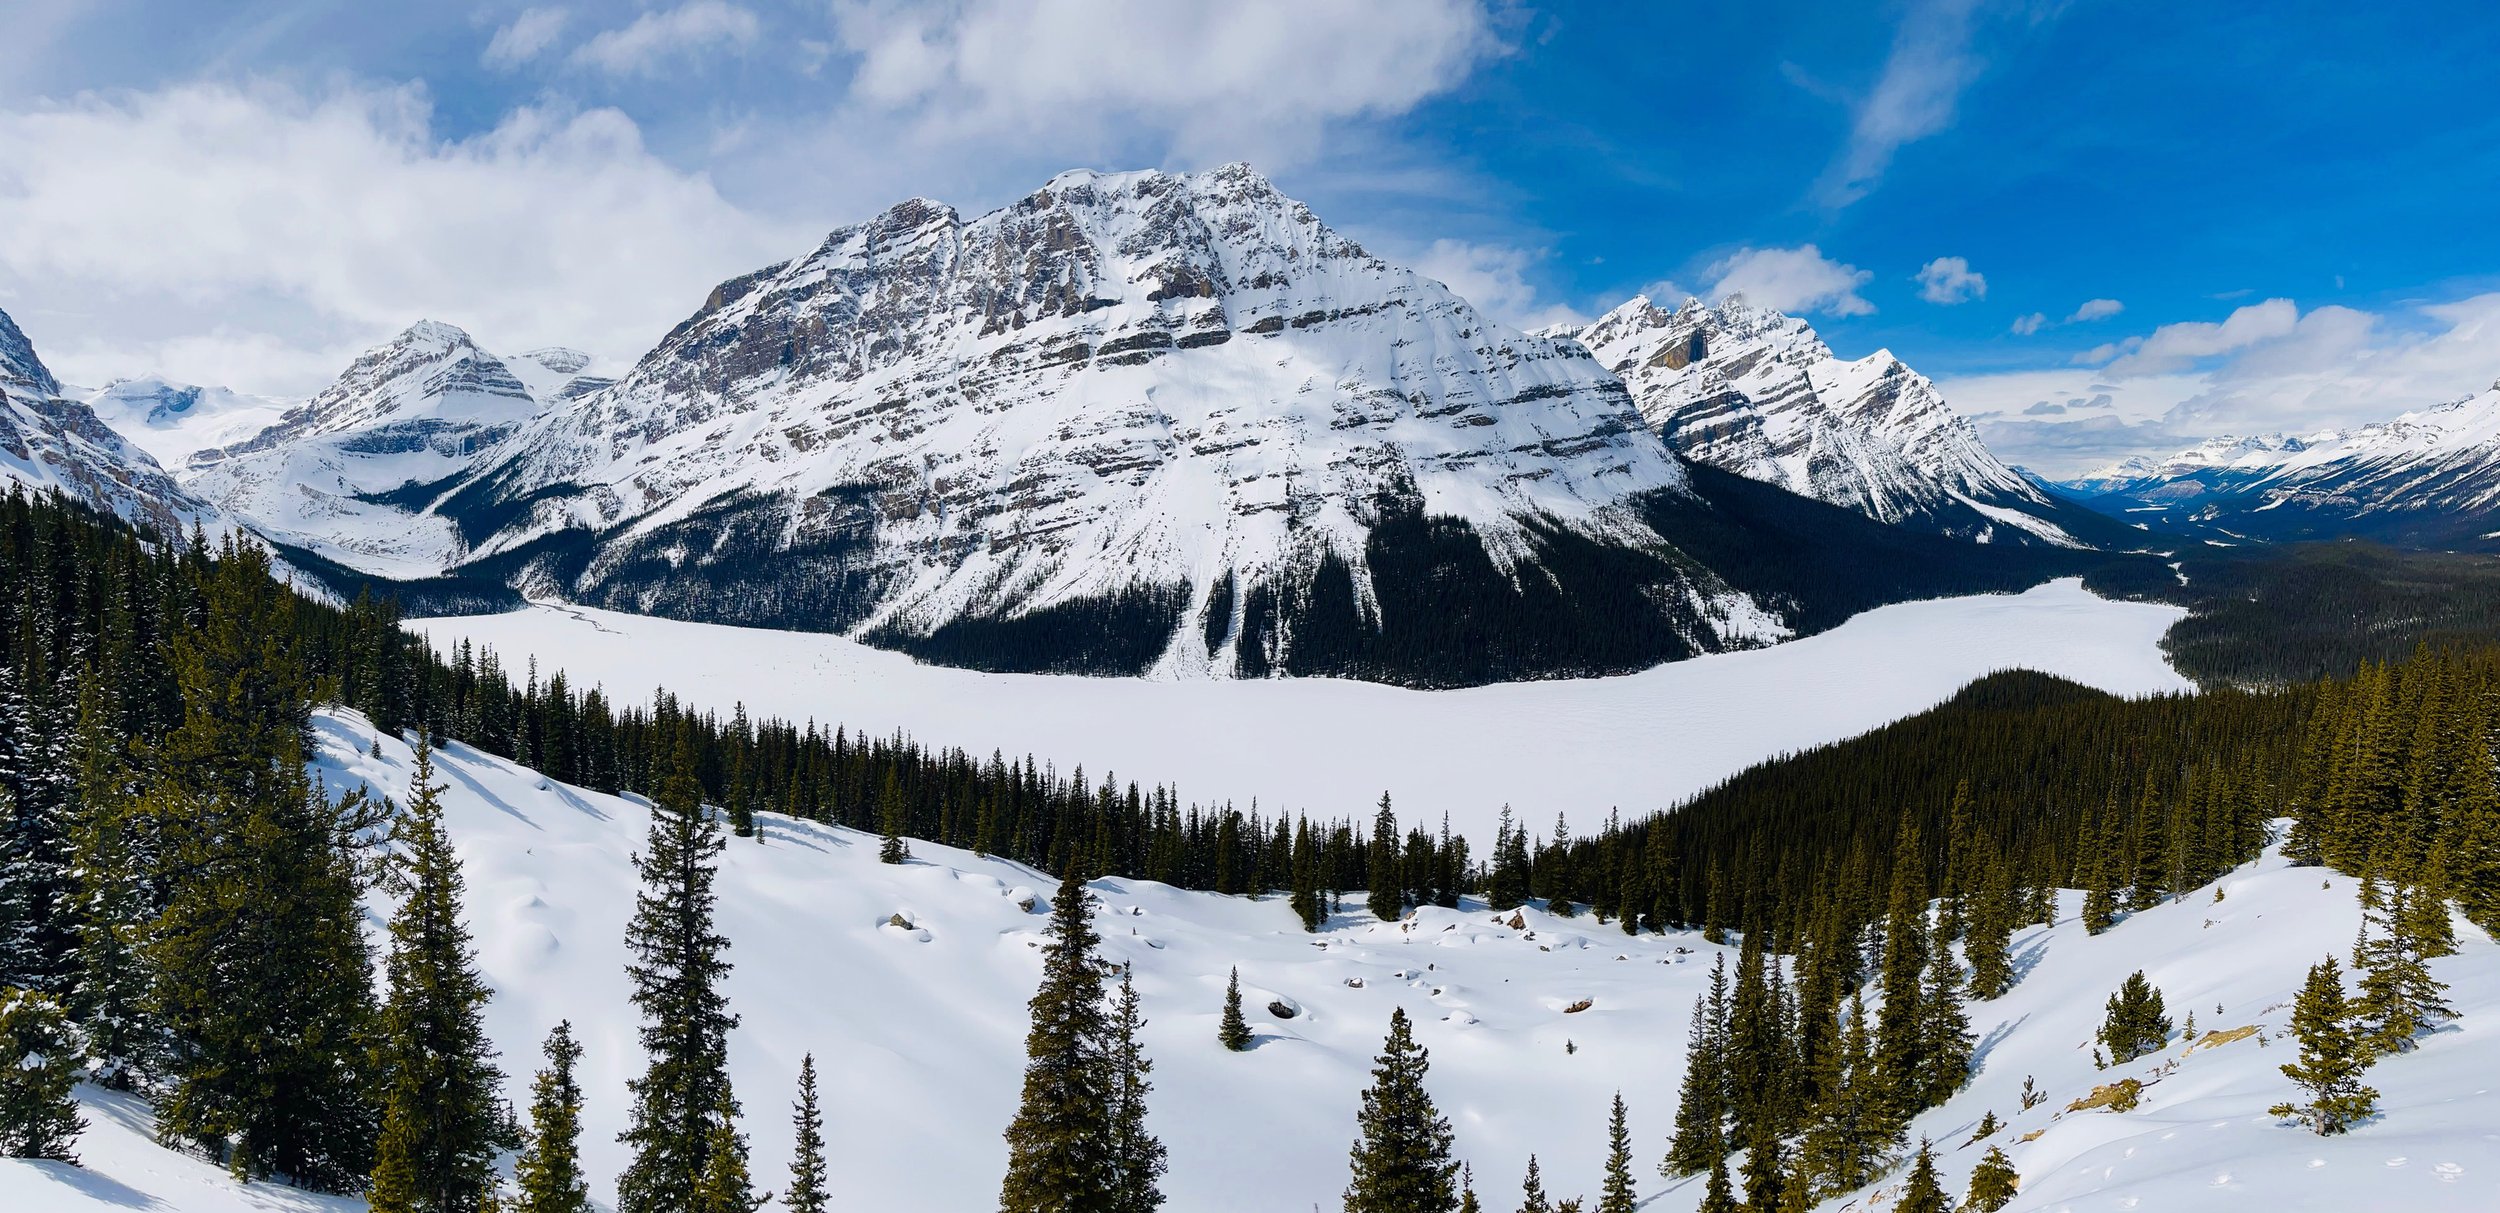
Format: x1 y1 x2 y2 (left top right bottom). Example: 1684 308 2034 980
0 165 2160 684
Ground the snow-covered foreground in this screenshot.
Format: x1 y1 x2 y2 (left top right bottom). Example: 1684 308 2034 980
10 711 2493 1213
414 578 2192 844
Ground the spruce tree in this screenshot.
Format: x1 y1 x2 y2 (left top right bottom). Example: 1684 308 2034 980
1874 817 1931 1121
1596 1092 1635 1213
1963 847 2016 1000
1488 808 1529 912
785 1055 828 1213
1798 988 1893 1200
2270 957 2379 1135
1220 966 1253 1052
1915 942 1972 1106
1664 955 1729 1176
618 735 743 1213
1344 1006 1458 1213
2097 972 2172 1065
0 987 83 1162
690 1093 763 1213
1696 1156 1737 1213
1895 1139 1949 1213
2354 883 2454 1055
999 864 1117 1212
1290 818 1325 931
1964 1145 2018 1212
1515 1154 1551 1213
1108 973 1167 1213
1369 794 1402 922
371 741 505 1213
514 1022 590 1213
878 774 908 865
1457 1165 1481 1213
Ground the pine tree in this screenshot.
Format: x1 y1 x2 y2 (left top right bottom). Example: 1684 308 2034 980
371 741 505 1213
1964 1145 2018 1212
1696 1156 1737 1213
1369 794 1403 922
2097 972 2172 1065
1488 807 1529 912
1596 1092 1635 1213
690 1093 763 1213
999 864 1117 1212
1664 955 1729 1176
1963 846 2016 1000
1108 973 1167 1213
878 772 908 865
1220 966 1252 1052
1344 1006 1459 1213
1895 1139 1949 1213
1515 1155 1551 1213
618 735 743 1213
1874 816 1931 1121
1457 1165 1481 1213
1798 989 1894 1200
2270 957 2379 1135
1915 942 1973 1106
0 987 83 1162
785 1055 828 1213
513 1023 590 1213
1290 818 1325 931
2354 882 2454 1055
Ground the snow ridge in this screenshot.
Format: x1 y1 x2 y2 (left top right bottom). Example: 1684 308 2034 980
0 306 217 535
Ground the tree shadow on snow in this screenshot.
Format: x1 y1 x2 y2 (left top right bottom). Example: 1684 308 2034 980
1969 1011 2030 1080
26 1161 161 1210
2008 937 2053 984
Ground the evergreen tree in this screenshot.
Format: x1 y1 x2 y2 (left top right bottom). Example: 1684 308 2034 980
1895 1139 1950 1213
0 987 83 1162
1963 846 2016 1000
1696 1156 1737 1213
618 735 743 1213
1874 817 1931 1121
690 1093 763 1213
1290 818 1325 931
1369 794 1403 922
878 772 908 865
999 864 1117 1212
513 1023 590 1213
371 741 505 1213
1220 966 1252 1052
1964 1145 2018 1212
1798 989 1894 1199
1108 973 1167 1213
1915 942 1972 1106
65 778 156 1089
785 1055 828 1213
1488 808 1529 912
2097 972 2172 1065
1344 1006 1459 1213
1596 1092 1635 1213
2353 883 2454 1055
1664 955 1729 1176
2270 957 2379 1136
1515 1154 1551 1213
1457 1165 1481 1213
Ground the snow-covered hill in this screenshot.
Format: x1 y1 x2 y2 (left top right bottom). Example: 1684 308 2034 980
9 708 2492 1213
0 306 216 533
181 322 601 578
1560 296 2124 547
77 375 295 470
2059 381 2500 547
413 578 2191 846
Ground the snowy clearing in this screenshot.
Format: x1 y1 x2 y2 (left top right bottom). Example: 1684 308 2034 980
412 578 2191 844
6 712 2492 1213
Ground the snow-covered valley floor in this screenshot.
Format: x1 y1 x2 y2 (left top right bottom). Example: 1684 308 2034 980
7 711 2492 1213
413 578 2192 845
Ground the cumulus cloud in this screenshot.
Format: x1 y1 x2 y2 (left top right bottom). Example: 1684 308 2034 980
1913 255 1985 304
483 7 570 68
2010 312 2047 335
2068 297 2123 322
0 80 802 393
2097 297 2298 374
1704 245 1875 317
1410 239 1587 332
573 1 759 76
1817 0 1984 207
826 0 1497 167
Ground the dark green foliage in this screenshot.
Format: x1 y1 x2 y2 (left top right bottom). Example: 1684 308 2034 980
370 741 505 1213
689 1092 762 1213
1596 1092 1635 1213
879 582 1190 677
2271 957 2379 1135
1916 944 1973 1106
2352 881 2454 1056
1108 973 1167 1213
2098 972 2172 1065
1895 1139 1949 1213
1964 1145 2018 1212
1963 844 2016 1000
1220 967 1252 1052
784 1055 829 1213
1344 1006 1458 1213
1798 989 1894 1200
514 1022 591 1213
1369 794 1403 922
0 987 83 1162
1514 1154 1549 1213
1696 1156 1737 1213
999 866 1117 1212
618 736 743 1213
1663 955 1729 1176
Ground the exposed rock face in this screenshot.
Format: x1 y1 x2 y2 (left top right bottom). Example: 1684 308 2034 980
1563 295 2090 546
0 307 212 534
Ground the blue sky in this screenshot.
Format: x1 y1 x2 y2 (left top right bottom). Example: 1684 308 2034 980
3 0 2497 473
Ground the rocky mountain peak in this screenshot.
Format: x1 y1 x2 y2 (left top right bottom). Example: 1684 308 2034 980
0 306 62 400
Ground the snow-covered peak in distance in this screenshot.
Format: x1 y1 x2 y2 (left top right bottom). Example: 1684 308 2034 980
507 346 612 404
82 375 296 469
1561 294 2095 546
2069 433 2313 495
0 306 217 534
0 305 62 400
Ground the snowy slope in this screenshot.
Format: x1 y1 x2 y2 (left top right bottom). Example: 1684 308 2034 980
413 579 2191 846
2059 380 2500 547
77 376 295 469
0 306 217 533
1563 296 2100 547
14 712 2492 1213
181 322 598 577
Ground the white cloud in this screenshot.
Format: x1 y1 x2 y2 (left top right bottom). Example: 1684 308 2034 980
1410 239 1586 332
2067 297 2123 322
1704 245 1875 317
573 1 759 76
1913 255 1985 304
2100 297 2298 374
484 7 570 68
2010 312 2047 335
1818 0 1984 207
826 0 1498 167
0 80 802 394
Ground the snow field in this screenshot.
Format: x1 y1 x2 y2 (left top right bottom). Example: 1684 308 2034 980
411 577 2192 849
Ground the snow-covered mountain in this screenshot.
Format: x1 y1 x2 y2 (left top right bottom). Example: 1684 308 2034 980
182 321 600 577
0 306 215 533
79 374 295 468
2058 382 2500 547
1560 295 2127 547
